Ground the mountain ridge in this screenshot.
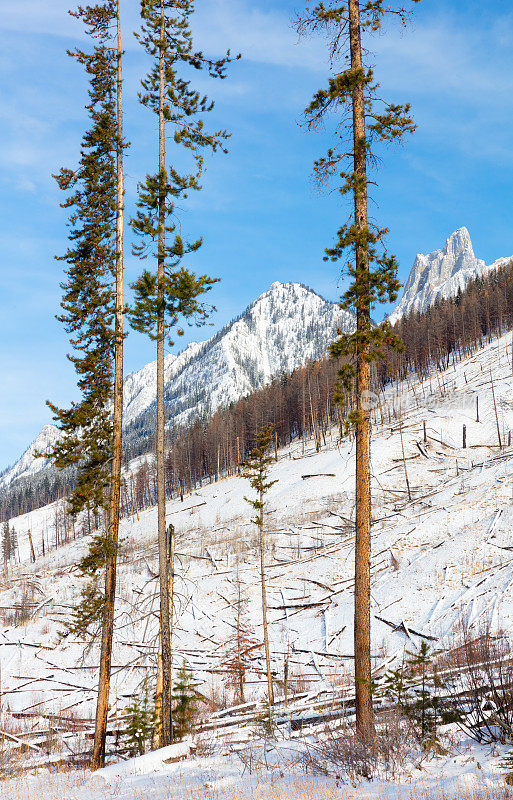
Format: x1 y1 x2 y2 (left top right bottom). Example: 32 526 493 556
388 226 512 324
0 281 353 489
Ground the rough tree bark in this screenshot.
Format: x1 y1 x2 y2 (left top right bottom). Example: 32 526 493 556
91 0 124 770
156 0 172 747
348 0 373 740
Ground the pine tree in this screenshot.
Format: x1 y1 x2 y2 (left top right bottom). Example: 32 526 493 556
10 526 17 562
43 0 125 770
91 0 126 771
381 641 459 751
129 0 236 747
2 521 11 565
124 678 156 756
171 660 200 741
298 0 421 738
242 424 277 707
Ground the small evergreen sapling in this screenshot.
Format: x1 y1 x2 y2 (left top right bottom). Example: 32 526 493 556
381 641 459 751
171 660 200 741
124 678 156 756
500 744 513 784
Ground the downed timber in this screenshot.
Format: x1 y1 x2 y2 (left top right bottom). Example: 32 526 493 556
291 647 354 660
0 730 43 753
416 441 429 457
0 641 54 650
269 599 330 610
374 615 437 641
168 501 206 514
301 473 336 479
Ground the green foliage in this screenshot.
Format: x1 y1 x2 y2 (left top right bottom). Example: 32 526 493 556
2 521 17 565
241 424 278 526
124 678 157 756
254 705 278 741
44 1 121 518
171 660 201 741
130 266 217 345
381 641 459 751
61 581 105 639
44 2 123 637
298 0 420 405
500 742 513 783
129 0 238 342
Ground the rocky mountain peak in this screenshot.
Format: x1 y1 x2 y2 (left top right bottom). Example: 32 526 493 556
388 227 509 325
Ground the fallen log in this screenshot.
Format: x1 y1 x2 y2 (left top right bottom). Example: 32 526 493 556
301 473 336 479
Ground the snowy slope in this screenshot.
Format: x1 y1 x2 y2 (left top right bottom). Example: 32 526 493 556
389 227 512 324
5 327 513 736
0 282 353 489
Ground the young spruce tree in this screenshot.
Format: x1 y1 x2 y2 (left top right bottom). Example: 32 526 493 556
45 0 125 770
298 0 420 738
129 0 237 747
242 424 277 708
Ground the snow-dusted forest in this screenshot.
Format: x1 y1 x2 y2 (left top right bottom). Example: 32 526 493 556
2 0 513 798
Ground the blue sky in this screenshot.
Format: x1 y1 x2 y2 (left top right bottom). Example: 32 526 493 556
1 0 513 468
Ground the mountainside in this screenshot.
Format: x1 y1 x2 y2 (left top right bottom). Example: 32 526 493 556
0 425 61 489
388 227 511 324
122 281 354 453
0 281 353 489
4 324 513 784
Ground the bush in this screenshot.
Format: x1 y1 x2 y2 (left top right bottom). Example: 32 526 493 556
380 641 460 752
445 624 513 744
302 712 417 782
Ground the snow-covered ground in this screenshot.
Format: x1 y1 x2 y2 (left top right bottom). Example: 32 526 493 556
0 737 507 799
3 329 513 794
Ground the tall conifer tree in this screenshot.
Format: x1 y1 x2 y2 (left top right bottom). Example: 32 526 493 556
45 0 125 770
298 0 420 738
92 0 125 770
130 0 236 747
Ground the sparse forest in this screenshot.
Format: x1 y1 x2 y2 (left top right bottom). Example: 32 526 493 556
1 0 513 794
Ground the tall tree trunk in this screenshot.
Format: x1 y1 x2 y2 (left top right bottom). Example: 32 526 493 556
348 0 374 740
91 0 124 770
156 0 172 748
259 488 274 707
168 522 175 737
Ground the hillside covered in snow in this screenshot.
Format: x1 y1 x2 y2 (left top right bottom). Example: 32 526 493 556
3 323 513 773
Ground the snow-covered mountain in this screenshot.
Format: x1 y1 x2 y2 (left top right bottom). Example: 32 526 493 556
123 281 354 437
0 425 61 489
0 282 353 489
388 227 512 325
